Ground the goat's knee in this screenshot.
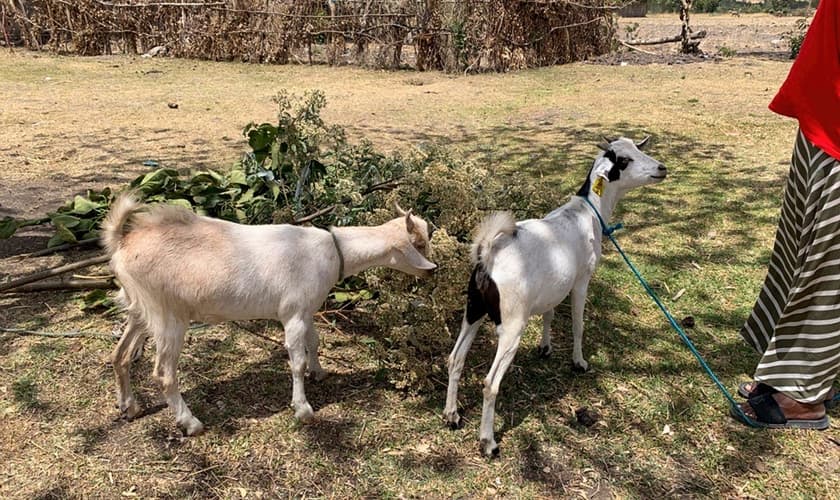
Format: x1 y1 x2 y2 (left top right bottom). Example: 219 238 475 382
482 380 499 400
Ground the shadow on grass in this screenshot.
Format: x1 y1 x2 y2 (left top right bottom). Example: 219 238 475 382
71 332 393 450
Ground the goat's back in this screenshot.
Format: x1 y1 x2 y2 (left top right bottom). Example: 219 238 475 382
486 202 597 316
111 207 337 325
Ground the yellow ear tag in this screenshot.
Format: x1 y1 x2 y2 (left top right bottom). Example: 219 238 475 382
592 177 605 197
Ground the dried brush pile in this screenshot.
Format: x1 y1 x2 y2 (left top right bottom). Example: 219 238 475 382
1 0 616 71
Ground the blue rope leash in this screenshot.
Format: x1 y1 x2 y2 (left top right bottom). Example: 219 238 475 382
581 195 765 428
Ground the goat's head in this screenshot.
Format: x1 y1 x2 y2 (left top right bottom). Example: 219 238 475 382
386 203 437 277
580 136 667 197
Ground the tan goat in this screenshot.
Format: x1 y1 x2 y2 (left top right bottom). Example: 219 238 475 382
103 194 436 435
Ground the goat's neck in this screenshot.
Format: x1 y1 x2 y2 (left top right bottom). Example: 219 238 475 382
329 224 395 277
584 185 623 233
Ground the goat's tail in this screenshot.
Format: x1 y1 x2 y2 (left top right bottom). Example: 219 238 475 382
101 193 143 257
470 211 516 265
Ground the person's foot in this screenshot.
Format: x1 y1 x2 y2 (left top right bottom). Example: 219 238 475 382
737 391 826 422
739 381 837 406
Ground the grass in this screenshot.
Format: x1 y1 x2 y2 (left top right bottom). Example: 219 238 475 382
2 14 839 499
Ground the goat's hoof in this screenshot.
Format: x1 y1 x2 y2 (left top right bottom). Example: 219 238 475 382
116 400 141 421
444 412 463 430
480 438 500 459
294 404 315 423
537 345 552 358
309 369 329 382
571 360 589 373
178 417 204 436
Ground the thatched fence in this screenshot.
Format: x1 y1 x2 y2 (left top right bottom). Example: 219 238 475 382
0 0 617 72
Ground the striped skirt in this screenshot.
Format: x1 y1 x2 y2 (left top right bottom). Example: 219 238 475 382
741 129 840 404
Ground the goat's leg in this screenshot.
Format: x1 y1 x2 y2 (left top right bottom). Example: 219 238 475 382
571 282 590 372
538 309 554 358
285 316 315 422
111 314 146 420
305 322 327 382
444 314 483 429
479 317 526 458
129 333 147 364
152 317 203 436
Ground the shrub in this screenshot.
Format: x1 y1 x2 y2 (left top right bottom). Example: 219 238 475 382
783 18 809 59
694 0 720 14
364 151 558 392
716 46 737 58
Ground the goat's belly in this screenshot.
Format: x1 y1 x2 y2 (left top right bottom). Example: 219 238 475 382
189 300 280 323
527 282 574 317
529 293 572 317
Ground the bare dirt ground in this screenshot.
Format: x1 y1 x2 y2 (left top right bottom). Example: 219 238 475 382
604 11 801 64
4 12 836 500
0 14 801 221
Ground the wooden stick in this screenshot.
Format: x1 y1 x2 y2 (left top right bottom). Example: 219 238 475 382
0 254 110 292
71 273 115 280
619 39 657 56
1 279 115 293
625 30 706 46
293 205 336 225
292 178 402 225
232 321 284 347
94 0 225 7
0 327 113 339
26 237 100 258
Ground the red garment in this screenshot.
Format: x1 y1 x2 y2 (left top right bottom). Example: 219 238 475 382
769 0 840 160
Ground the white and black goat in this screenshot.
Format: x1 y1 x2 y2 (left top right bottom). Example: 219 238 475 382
102 195 436 435
443 137 667 457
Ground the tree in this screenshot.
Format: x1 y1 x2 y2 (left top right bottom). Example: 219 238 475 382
679 0 701 54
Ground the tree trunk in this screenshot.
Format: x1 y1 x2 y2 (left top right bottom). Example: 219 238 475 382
679 0 700 54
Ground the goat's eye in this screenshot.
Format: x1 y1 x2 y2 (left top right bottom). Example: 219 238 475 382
618 157 631 169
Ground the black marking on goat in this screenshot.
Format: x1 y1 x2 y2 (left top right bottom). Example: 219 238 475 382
577 162 596 196
578 149 624 196
604 149 631 182
466 264 501 325
577 176 591 197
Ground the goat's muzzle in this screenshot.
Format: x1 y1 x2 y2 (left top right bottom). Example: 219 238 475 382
650 164 667 180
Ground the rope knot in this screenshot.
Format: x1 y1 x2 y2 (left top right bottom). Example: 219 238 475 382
604 222 623 236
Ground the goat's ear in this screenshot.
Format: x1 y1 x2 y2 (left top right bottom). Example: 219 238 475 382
404 209 415 233
394 201 407 217
597 141 611 152
635 135 651 150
